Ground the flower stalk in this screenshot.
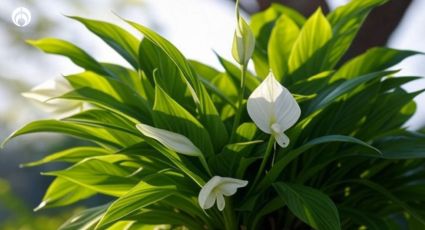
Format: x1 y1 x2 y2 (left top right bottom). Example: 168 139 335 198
251 135 275 190
230 63 248 142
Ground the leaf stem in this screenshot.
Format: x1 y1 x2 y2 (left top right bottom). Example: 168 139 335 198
230 64 247 143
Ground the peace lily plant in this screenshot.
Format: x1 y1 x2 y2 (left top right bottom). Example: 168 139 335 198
4 0 425 229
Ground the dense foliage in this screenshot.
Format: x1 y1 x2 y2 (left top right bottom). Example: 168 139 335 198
4 0 425 229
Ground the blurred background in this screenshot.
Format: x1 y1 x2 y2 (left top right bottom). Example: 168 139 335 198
0 0 424 229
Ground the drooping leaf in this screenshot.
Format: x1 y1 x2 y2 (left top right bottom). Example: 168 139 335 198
60 87 151 124
330 48 419 82
44 158 139 197
70 16 140 69
65 71 152 123
2 120 124 149
22 146 112 167
35 177 95 211
305 71 394 115
27 38 109 76
374 131 425 159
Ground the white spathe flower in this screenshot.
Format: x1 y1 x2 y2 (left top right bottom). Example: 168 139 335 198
231 6 255 66
22 77 83 116
198 176 248 211
136 124 202 157
247 72 301 147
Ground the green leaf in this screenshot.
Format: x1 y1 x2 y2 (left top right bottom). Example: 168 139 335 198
125 20 201 98
259 135 381 191
22 146 112 167
35 177 96 210
153 85 214 157
273 183 341 230
357 88 424 139
63 109 139 136
59 203 110 230
100 63 146 96
288 8 332 74
60 87 151 124
189 60 220 81
343 179 425 225
339 207 391 230
324 0 388 68
139 39 189 106
127 20 228 150
306 71 394 115
128 208 205 229
268 15 300 81
70 16 140 68
2 120 124 149
27 38 109 76
250 3 306 77
65 71 152 123
96 173 180 228
331 48 419 82
141 137 206 186
45 158 139 197
215 54 260 94
374 131 425 159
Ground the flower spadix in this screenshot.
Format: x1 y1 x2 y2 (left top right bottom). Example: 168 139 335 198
198 176 248 211
136 124 202 157
22 77 83 116
247 72 301 147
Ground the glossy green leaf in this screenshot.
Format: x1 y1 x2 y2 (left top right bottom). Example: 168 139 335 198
259 135 381 191
60 87 150 124
274 183 341 230
215 54 260 94
96 173 180 228
44 158 139 197
35 177 96 210
27 38 109 75
331 48 419 82
70 16 140 68
374 131 425 159
2 120 124 149
324 0 388 68
59 203 110 230
23 146 112 167
250 3 306 77
139 39 189 105
152 85 214 157
65 71 152 122
343 179 425 225
127 20 228 149
268 15 300 81
288 9 332 74
306 71 394 115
